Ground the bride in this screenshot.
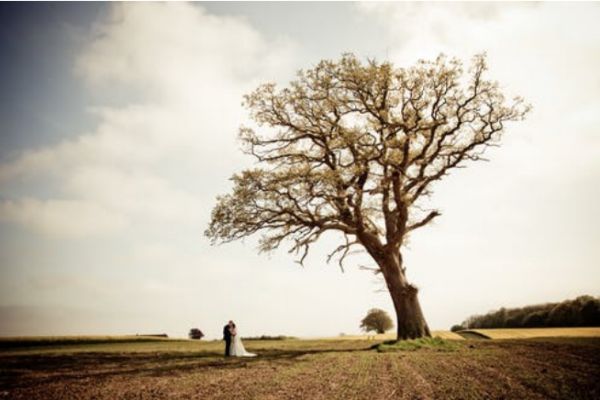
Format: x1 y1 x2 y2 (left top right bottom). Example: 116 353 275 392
229 323 257 357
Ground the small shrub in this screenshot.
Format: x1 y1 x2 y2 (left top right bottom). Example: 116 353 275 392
188 329 204 340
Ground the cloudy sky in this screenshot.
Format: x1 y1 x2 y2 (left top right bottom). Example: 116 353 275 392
1 2 598 339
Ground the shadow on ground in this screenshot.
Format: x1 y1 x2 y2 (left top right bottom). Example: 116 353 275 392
0 346 372 389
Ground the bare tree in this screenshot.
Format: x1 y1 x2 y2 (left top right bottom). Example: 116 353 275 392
206 53 529 340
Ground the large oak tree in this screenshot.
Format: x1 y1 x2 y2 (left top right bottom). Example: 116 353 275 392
206 54 529 340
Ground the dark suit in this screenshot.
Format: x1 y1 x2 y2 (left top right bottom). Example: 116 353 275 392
223 324 232 356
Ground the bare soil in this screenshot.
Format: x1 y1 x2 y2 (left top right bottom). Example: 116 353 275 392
1 337 599 399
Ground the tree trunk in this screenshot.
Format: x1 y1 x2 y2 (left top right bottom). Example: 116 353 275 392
379 252 431 341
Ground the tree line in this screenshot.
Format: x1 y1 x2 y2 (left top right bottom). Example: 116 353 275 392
452 295 600 331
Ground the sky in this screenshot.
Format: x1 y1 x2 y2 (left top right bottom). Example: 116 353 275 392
0 2 598 339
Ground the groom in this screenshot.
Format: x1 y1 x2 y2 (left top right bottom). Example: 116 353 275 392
223 320 233 357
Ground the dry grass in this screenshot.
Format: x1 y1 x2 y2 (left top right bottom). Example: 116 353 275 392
0 335 173 345
431 330 465 340
466 327 600 339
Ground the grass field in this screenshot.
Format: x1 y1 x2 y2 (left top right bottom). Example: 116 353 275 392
461 327 600 339
1 332 599 399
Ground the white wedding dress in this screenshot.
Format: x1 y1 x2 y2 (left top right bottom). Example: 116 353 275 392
230 334 257 357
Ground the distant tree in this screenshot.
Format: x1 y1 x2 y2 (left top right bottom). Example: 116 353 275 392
506 312 525 328
189 328 204 340
206 53 529 340
457 296 600 329
522 311 546 327
361 308 394 334
581 297 600 326
548 302 577 327
450 324 464 332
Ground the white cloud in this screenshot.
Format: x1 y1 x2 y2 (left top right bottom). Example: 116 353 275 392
77 4 292 93
0 198 127 237
0 3 296 237
356 1 600 231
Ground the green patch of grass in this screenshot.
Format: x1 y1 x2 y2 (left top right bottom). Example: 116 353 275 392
375 337 460 352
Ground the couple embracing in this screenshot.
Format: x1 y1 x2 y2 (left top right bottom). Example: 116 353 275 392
223 320 257 357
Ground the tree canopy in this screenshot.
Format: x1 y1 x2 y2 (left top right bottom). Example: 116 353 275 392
206 53 529 268
361 308 394 334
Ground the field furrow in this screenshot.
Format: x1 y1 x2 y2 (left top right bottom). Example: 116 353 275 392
1 337 599 399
